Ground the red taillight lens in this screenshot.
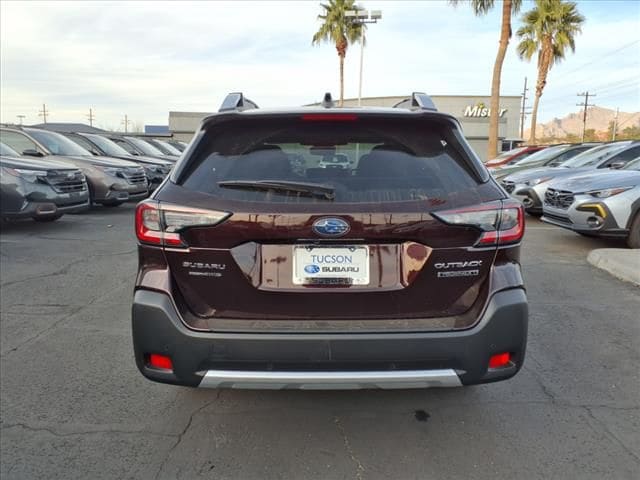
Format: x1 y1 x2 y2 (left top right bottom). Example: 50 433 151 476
488 352 511 369
135 201 163 245
301 113 358 122
135 200 231 247
147 353 173 371
432 200 525 247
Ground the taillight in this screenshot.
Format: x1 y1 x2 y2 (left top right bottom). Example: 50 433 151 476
135 200 230 247
432 200 524 247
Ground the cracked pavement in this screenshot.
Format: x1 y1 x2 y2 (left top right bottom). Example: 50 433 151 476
1 205 638 479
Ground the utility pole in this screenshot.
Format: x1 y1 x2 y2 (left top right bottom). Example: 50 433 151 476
16 115 25 126
519 77 529 140
87 108 95 127
38 104 49 124
121 114 131 133
612 107 619 141
576 92 596 142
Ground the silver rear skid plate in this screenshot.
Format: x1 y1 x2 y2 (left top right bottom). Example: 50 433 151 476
198 368 462 390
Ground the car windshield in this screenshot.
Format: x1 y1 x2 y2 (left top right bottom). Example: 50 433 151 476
0 142 20 157
155 140 181 155
27 129 92 156
511 145 568 165
561 143 632 168
491 146 527 161
623 158 640 170
84 134 130 156
125 137 164 156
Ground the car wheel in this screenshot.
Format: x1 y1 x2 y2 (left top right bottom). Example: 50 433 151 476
33 213 63 222
627 212 640 249
526 211 542 218
102 201 124 207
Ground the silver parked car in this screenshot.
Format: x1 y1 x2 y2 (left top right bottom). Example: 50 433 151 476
489 143 599 181
541 158 640 248
501 141 640 215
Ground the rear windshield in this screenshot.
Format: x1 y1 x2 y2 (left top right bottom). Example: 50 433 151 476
178 117 501 206
512 145 568 165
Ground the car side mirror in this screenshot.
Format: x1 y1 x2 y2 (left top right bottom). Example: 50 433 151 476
91 149 101 156
609 161 625 169
22 149 44 157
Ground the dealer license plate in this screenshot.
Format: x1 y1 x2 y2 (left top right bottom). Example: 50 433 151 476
293 246 370 285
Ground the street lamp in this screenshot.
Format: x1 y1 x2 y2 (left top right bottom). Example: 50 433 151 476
345 7 382 106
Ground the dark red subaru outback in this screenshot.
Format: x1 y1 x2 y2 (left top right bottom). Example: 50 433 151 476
132 93 527 389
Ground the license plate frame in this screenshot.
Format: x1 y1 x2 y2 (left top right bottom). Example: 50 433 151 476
292 245 370 286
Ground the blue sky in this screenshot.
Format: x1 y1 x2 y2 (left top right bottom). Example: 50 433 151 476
1 0 638 131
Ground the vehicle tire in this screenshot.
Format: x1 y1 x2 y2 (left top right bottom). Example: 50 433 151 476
626 211 640 249
101 201 123 207
526 211 542 218
33 213 63 222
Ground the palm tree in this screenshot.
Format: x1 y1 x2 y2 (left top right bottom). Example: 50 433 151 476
450 0 522 159
516 0 584 143
312 0 365 106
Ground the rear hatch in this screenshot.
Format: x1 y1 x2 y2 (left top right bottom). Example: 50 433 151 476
148 113 516 331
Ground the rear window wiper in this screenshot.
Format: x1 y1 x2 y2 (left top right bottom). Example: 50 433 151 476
218 180 335 200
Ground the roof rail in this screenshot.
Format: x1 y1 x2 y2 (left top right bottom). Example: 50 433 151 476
219 92 259 112
392 92 437 111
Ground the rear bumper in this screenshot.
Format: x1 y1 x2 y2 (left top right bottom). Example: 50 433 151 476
132 288 528 389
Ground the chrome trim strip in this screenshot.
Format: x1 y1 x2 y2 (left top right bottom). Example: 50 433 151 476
198 368 462 390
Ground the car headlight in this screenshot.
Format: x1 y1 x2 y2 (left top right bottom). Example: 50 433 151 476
4 168 48 183
525 176 553 186
587 187 632 198
94 166 123 177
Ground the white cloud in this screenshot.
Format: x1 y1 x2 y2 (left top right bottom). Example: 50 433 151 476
1 0 638 129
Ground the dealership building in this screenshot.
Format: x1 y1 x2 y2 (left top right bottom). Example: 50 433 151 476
168 94 522 161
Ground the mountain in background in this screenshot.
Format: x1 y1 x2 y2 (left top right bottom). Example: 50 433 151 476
525 106 640 140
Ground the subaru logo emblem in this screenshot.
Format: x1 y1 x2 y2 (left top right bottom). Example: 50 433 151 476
312 217 350 237
304 264 320 274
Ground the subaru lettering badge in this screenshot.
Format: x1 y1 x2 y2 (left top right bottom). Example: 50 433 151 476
304 264 320 274
312 217 350 237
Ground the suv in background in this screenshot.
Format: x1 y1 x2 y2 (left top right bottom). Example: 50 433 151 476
132 92 528 389
485 145 546 168
0 127 148 207
503 141 639 215
62 132 172 190
1 142 89 221
542 158 640 247
490 143 600 181
102 134 180 162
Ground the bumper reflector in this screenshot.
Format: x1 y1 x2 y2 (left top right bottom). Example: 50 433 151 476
488 352 511 369
148 353 173 371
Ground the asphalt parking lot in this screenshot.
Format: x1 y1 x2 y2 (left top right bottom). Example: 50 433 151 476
1 205 638 480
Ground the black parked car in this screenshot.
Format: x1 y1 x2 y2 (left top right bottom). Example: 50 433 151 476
101 134 180 162
143 138 183 157
166 140 188 152
1 142 89 221
132 92 528 389
63 132 172 190
0 127 148 207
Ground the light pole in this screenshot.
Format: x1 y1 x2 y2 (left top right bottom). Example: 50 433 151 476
345 8 382 106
